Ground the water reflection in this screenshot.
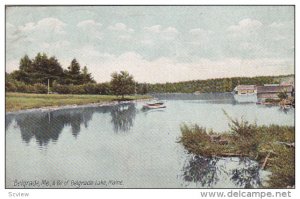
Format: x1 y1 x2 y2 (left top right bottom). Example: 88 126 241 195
13 109 93 146
7 102 137 147
230 157 261 188
279 107 294 114
6 114 14 131
110 103 136 133
153 93 235 101
181 155 262 188
182 155 220 187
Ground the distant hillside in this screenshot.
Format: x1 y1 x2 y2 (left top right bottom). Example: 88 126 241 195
147 74 294 93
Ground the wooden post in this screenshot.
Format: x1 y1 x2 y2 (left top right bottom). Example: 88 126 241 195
261 152 271 170
47 79 50 94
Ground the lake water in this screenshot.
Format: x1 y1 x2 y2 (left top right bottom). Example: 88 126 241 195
6 93 294 188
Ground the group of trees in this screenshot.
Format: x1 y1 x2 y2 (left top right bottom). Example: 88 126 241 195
8 53 95 86
6 53 145 97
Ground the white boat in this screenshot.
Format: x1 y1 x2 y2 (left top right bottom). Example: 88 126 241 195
142 101 166 109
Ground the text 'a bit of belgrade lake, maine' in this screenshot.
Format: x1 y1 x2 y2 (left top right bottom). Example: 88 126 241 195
6 93 294 188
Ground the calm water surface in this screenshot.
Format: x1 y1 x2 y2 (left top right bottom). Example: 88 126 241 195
6 93 294 188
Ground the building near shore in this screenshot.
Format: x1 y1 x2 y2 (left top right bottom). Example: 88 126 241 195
233 85 257 95
256 85 293 101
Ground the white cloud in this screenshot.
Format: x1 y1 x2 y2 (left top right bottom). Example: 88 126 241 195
189 28 213 35
18 22 35 33
77 19 103 40
227 18 263 33
108 23 134 33
70 51 293 83
144 25 178 34
144 25 179 41
144 25 162 33
11 17 66 38
35 17 66 34
163 27 178 34
118 35 132 41
269 22 285 28
239 42 262 51
188 28 214 47
140 39 154 46
40 40 71 50
77 19 102 29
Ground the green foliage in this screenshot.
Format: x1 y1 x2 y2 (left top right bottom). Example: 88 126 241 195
31 53 64 85
278 90 288 100
33 83 48 94
136 83 149 94
110 71 135 98
148 75 293 93
68 59 81 75
82 66 95 84
265 98 281 103
5 81 17 92
178 117 295 188
19 55 32 72
179 124 235 156
7 53 95 87
51 83 111 95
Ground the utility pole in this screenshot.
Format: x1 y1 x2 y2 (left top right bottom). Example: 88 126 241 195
48 79 50 94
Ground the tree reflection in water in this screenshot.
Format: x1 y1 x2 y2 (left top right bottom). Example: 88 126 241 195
12 109 94 147
181 155 262 188
110 103 136 133
182 155 220 187
7 103 137 148
6 114 14 131
230 157 261 188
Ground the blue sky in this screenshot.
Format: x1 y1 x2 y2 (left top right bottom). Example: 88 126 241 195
6 6 294 83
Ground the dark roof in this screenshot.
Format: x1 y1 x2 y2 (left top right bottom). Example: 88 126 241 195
257 85 293 93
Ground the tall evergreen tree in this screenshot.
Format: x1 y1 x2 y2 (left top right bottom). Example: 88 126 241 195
65 58 82 85
19 55 32 73
81 66 95 84
68 59 81 75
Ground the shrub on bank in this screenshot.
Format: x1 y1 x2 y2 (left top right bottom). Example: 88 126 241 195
5 82 17 92
7 81 112 95
33 83 48 94
178 117 295 188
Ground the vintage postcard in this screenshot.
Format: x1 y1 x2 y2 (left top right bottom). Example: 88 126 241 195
5 5 295 191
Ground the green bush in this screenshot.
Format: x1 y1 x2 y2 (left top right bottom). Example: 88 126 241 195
52 84 71 94
69 85 85 94
5 82 17 92
83 83 98 94
33 83 48 94
265 98 281 103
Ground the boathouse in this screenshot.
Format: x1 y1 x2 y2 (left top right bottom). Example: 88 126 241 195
256 85 293 101
233 85 256 95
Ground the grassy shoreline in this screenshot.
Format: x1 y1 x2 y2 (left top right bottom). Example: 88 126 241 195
6 92 151 112
178 117 295 188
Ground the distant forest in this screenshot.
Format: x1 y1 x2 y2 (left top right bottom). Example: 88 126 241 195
6 53 294 95
147 75 294 93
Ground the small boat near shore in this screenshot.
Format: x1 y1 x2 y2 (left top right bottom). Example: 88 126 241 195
142 101 166 109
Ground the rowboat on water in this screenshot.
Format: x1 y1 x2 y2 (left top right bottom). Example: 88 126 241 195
142 101 166 109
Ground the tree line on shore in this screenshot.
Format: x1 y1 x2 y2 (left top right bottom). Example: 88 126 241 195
5 53 148 96
6 53 293 95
